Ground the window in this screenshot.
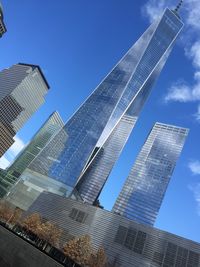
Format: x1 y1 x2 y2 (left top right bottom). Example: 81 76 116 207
114 226 127 245
133 231 146 254
69 208 87 223
76 211 86 223
175 247 188 267
114 226 146 255
124 228 137 249
152 252 164 266
188 251 199 267
163 242 177 266
162 243 199 267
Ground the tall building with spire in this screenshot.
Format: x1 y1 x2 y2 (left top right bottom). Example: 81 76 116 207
5 6 184 211
74 47 171 204
22 7 184 202
0 2 6 37
0 63 49 157
112 122 189 226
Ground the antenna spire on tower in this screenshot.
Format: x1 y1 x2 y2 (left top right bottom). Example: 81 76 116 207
174 0 183 13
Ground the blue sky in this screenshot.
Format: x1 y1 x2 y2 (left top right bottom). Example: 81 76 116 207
0 0 200 243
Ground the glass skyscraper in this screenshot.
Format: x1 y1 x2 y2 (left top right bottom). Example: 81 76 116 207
74 113 137 204
0 63 49 157
26 8 183 197
0 2 6 38
1 112 64 204
74 46 171 204
112 122 189 226
7 111 64 178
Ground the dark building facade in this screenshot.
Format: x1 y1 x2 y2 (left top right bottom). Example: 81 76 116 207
0 63 49 157
0 2 6 37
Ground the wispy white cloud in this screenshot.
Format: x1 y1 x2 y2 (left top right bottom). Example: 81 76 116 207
165 41 200 104
186 42 200 69
142 0 200 30
165 44 200 121
185 0 200 30
189 160 200 175
194 104 200 121
141 0 170 23
10 136 25 157
189 183 200 216
188 160 200 215
164 82 193 103
0 136 25 170
0 156 10 169
164 71 200 103
142 0 200 121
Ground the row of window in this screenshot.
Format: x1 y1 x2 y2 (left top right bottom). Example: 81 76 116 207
114 225 146 254
153 242 199 267
115 226 199 267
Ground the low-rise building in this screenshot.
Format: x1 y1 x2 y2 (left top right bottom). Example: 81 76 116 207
28 192 200 267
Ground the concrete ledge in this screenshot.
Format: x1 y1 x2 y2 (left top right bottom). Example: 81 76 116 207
0 225 63 267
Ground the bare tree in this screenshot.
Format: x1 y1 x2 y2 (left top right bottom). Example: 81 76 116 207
63 234 92 265
0 200 14 223
88 247 107 267
9 207 23 225
37 221 62 247
22 213 42 235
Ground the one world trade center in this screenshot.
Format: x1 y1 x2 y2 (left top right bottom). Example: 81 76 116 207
7 6 184 207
